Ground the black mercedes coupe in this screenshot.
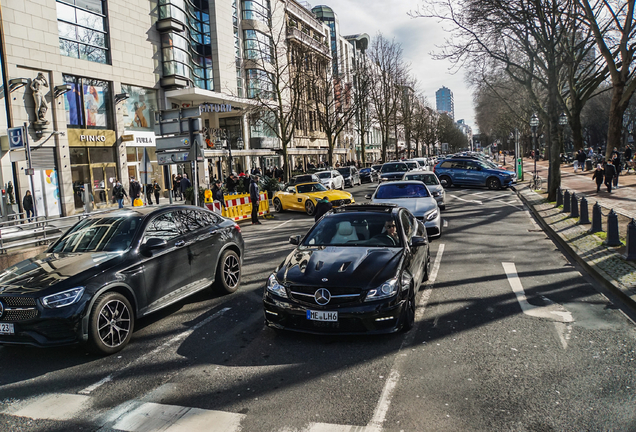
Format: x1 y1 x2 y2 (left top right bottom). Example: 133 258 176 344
0 206 244 355
263 204 431 334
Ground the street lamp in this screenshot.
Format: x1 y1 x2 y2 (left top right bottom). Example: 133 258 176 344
215 130 244 177
530 113 539 179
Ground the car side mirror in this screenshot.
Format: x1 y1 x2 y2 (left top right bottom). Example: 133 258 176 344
142 237 167 252
289 235 301 245
410 236 427 247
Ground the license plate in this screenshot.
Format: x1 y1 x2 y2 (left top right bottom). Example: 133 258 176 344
307 310 338 322
0 323 14 335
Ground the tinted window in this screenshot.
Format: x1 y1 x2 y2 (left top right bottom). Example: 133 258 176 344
50 216 143 253
177 210 204 232
303 213 402 247
381 163 408 173
142 212 183 243
297 183 328 193
376 183 430 199
337 168 351 176
360 168 370 173
405 173 439 185
440 161 453 168
400 210 415 238
317 172 332 179
405 161 418 169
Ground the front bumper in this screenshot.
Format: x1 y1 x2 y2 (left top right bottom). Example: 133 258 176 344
263 292 407 335
421 212 442 237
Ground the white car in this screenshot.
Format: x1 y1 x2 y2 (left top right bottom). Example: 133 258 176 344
403 170 446 210
315 170 345 190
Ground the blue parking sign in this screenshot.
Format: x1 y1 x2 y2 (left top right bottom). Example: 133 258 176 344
8 127 25 150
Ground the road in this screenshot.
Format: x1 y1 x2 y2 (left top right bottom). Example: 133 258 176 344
1 181 635 431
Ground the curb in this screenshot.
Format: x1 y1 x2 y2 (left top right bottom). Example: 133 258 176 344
515 183 636 312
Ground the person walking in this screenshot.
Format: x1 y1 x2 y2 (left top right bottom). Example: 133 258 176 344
592 164 604 193
212 179 225 208
112 180 127 208
314 196 333 221
611 152 621 188
180 173 191 201
153 180 161 205
249 175 261 225
604 160 616 193
145 182 154 205
23 190 34 222
129 178 141 201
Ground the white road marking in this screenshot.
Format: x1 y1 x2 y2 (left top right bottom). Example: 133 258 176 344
4 393 91 421
367 244 445 431
502 263 573 323
443 219 448 228
449 195 483 205
306 424 370 432
271 219 294 230
490 193 513 200
78 307 231 396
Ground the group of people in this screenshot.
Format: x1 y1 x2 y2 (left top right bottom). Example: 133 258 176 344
171 174 192 201
591 146 633 193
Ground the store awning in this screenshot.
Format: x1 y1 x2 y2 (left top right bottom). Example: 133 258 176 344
165 88 255 110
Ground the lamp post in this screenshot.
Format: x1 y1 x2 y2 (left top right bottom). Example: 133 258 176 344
530 114 539 179
215 129 244 178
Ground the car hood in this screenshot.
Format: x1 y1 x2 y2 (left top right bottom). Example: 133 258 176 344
277 246 402 291
372 197 437 216
308 190 354 201
0 252 124 295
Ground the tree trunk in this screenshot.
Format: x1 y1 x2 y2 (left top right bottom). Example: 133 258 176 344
570 107 584 152
360 131 367 166
281 145 289 182
547 61 561 202
606 83 627 161
328 135 335 167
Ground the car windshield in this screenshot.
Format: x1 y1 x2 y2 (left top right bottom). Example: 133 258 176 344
405 174 439 186
303 213 402 247
372 165 383 171
292 175 314 183
50 216 143 253
381 163 408 173
297 183 328 193
337 168 351 176
405 161 418 169
376 183 430 199
317 172 332 179
360 168 370 173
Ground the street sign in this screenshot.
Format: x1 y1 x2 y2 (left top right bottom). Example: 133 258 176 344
154 118 202 136
24 168 34 175
155 107 202 122
157 151 191 165
156 134 204 152
8 126 25 150
121 134 134 142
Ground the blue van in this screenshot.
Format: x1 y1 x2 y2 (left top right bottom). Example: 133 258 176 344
433 158 515 189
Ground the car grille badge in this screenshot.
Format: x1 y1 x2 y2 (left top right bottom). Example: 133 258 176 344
321 277 328 282
315 288 331 305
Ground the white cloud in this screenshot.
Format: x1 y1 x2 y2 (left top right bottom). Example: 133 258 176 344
314 0 476 129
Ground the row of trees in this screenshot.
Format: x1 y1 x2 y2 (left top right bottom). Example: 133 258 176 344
412 0 636 200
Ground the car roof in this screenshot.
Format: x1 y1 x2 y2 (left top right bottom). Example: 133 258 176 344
378 180 427 186
334 203 398 213
84 205 203 219
405 170 435 175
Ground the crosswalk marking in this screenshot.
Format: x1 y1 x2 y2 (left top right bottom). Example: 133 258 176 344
5 393 91 421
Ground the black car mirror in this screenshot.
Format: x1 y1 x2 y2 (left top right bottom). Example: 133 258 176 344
143 238 167 250
289 235 301 245
410 236 427 247
365 194 372 199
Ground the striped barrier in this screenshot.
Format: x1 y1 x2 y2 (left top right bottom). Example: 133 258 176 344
217 192 270 222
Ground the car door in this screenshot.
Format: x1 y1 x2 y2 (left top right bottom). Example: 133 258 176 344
279 186 296 210
464 161 483 185
450 160 469 184
399 210 423 286
352 167 360 184
333 171 343 189
140 211 191 311
178 209 224 289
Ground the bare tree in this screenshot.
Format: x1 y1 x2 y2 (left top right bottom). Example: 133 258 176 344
352 51 374 165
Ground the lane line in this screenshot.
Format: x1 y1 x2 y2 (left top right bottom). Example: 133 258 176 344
449 195 482 205
443 219 448 228
367 244 445 431
502 263 573 323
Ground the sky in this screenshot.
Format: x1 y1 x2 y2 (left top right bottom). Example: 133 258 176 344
314 0 476 131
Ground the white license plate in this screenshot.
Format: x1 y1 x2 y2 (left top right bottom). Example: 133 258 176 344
0 323 15 335
307 310 338 322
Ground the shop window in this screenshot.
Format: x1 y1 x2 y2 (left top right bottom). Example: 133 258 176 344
121 85 157 131
56 0 109 64
70 147 89 164
89 147 116 163
63 75 112 129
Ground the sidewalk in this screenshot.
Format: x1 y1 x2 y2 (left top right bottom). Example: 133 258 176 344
515 180 636 311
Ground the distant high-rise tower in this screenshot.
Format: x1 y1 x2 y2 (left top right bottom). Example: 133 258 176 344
436 86 455 120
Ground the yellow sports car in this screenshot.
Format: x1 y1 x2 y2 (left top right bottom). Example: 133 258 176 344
273 182 355 216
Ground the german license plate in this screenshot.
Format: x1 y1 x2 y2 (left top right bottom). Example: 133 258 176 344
0 323 14 335
307 310 338 322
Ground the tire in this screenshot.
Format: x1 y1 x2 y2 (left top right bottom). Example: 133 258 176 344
439 175 452 188
85 292 134 355
215 249 241 294
273 198 284 212
305 199 316 216
487 177 501 190
402 289 415 332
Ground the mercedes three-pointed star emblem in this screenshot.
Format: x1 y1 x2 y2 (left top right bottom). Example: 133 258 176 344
314 288 331 306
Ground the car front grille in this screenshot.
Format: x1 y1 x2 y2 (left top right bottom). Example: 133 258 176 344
1 297 36 307
0 296 38 322
290 287 362 306
330 199 352 207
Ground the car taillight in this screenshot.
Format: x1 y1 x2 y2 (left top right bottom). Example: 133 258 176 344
234 224 241 232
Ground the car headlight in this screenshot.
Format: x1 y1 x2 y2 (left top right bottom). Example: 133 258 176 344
41 287 85 308
266 274 288 298
431 191 441 197
400 271 412 291
365 277 399 301
425 209 439 221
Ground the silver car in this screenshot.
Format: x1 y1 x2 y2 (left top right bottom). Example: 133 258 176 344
366 180 442 238
403 170 446 210
315 170 344 190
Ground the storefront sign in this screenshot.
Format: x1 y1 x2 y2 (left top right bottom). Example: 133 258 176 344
121 134 134 142
199 103 233 113
68 129 116 147
123 131 156 147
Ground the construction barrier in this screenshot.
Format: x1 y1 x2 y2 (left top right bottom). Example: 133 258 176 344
211 192 270 222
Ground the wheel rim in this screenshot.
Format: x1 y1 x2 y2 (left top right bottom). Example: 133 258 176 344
489 179 499 189
441 177 450 187
274 199 282 212
306 201 315 214
97 300 131 348
223 254 240 289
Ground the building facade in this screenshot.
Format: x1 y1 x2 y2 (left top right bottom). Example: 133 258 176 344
436 86 454 120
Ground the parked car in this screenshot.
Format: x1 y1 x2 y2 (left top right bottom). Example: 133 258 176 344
359 167 379 183
412 158 429 170
263 204 431 334
367 181 441 238
380 161 409 182
0 206 244 355
287 174 320 186
337 166 361 187
273 182 355 216
315 170 344 190
403 170 446 210
403 160 420 171
433 159 515 189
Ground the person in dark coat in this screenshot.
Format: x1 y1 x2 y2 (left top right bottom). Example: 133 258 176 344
180 173 191 198
611 152 621 188
226 174 237 193
603 160 616 193
23 190 34 222
249 175 261 224
112 180 127 208
145 183 154 205
592 164 604 192
243 174 251 192
314 196 333 221
212 179 225 208
152 180 161 205
129 178 141 201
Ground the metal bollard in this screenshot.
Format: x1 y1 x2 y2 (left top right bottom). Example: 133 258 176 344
605 210 622 246
570 192 579 218
579 197 590 224
556 187 563 207
590 202 602 233
625 219 636 260
563 190 571 213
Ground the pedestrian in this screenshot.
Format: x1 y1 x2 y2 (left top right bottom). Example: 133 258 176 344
153 179 161 205
145 182 154 205
226 173 237 193
23 190 34 222
242 173 251 192
249 175 261 224
112 180 127 208
592 164 604 193
314 196 333 221
604 160 616 193
212 179 225 208
174 175 182 200
180 173 191 200
129 177 141 201
611 152 621 188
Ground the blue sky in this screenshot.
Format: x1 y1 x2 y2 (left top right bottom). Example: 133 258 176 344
317 0 476 130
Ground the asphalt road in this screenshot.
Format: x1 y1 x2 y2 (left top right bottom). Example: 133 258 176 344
1 181 635 432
